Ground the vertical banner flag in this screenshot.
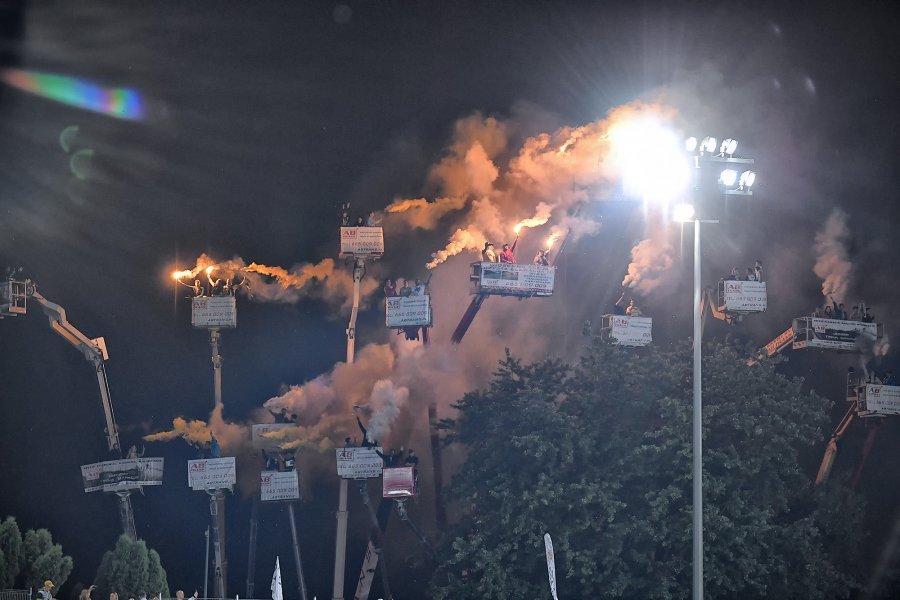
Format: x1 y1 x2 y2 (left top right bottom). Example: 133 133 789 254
544 533 559 600
271 556 282 600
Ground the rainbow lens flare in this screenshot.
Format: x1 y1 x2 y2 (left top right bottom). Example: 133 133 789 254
1 68 144 120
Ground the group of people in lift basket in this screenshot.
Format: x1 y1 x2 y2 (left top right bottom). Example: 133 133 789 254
481 232 552 266
811 296 876 323
724 259 764 282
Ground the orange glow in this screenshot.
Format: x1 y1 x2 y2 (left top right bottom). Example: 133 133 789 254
513 224 523 234
172 269 193 280
205 266 215 276
546 233 560 249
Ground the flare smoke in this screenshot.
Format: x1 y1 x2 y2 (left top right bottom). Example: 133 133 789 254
385 105 685 268
175 253 378 311
813 208 852 300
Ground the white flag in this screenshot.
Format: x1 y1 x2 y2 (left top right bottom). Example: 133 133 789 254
271 556 283 600
544 533 559 600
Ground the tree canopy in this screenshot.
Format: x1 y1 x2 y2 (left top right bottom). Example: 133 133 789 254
20 528 73 592
430 340 865 599
94 535 169 600
0 517 23 588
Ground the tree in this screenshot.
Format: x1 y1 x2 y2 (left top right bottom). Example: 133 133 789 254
0 517 23 588
94 535 169 600
430 341 865 599
20 529 72 592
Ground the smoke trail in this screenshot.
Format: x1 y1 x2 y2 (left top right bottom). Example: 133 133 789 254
813 208 852 300
383 196 467 230
174 253 378 311
143 416 212 446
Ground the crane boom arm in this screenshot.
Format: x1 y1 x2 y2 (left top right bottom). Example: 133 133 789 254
29 288 120 453
815 405 856 485
746 326 794 366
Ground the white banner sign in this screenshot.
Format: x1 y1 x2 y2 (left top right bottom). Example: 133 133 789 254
340 227 384 256
251 423 294 450
864 384 900 416
81 458 164 493
800 318 878 351
260 470 300 501
722 280 767 313
191 296 237 328
477 262 554 295
336 447 383 479
386 295 431 327
610 315 652 346
188 457 236 490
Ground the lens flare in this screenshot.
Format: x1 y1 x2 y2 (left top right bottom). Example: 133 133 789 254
0 68 144 120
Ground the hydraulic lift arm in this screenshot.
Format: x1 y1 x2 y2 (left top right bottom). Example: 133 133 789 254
746 326 794 366
815 405 856 485
28 284 121 453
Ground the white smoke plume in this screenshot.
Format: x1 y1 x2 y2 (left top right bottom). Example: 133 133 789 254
621 218 678 293
174 253 379 311
362 379 410 443
813 208 852 300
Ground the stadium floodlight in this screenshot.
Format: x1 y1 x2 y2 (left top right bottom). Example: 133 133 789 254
739 170 756 188
719 169 738 187
610 118 692 204
720 138 738 156
685 137 698 152
673 203 695 223
701 136 717 153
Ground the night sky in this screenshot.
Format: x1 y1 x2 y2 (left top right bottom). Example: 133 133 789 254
2 1 900 598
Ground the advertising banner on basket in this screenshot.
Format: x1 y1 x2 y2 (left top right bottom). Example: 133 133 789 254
336 447 384 479
81 458 164 493
803 318 878 351
386 296 431 327
260 470 300 501
191 296 237 328
479 263 554 294
382 466 416 498
187 457 236 490
340 227 384 255
610 315 652 346
723 280 767 312
864 384 900 416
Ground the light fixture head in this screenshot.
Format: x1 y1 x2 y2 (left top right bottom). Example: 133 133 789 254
685 137 698 152
673 203 695 223
702 136 717 153
720 169 738 187
740 170 756 188
720 138 738 155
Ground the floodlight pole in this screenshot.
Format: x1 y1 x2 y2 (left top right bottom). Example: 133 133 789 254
691 218 716 600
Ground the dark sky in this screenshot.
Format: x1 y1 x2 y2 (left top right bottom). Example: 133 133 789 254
2 1 900 598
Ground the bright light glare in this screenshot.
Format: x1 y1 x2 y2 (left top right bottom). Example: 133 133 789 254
673 203 695 223
513 224 523 234
702 136 717 153
610 119 693 205
685 137 698 152
720 138 738 155
173 269 193 280
740 170 756 188
205 266 215 276
720 169 738 187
